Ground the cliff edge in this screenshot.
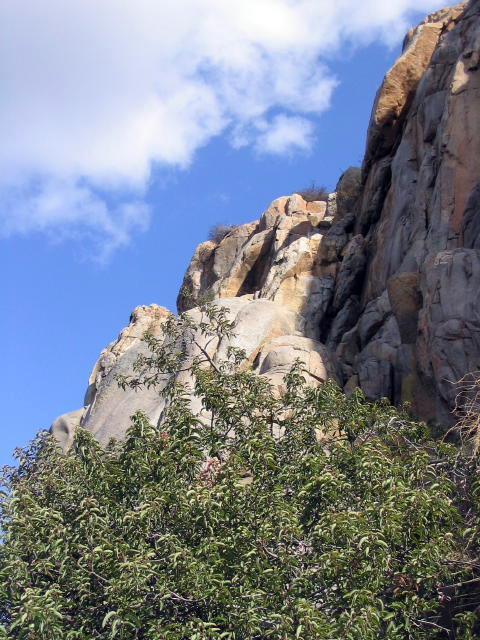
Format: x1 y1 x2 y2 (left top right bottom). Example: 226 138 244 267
52 1 480 448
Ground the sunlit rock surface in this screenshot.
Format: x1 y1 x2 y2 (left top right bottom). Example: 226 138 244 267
52 298 339 448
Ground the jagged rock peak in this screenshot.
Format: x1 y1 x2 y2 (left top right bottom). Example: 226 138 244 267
364 2 467 175
177 168 362 338
351 0 480 423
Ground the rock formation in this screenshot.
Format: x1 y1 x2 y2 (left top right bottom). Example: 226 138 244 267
52 298 339 448
52 1 480 448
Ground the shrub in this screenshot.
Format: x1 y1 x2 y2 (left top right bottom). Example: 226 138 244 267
297 182 329 202
1 302 479 639
208 223 237 244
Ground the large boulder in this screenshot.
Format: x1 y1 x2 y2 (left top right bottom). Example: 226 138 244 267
177 192 340 339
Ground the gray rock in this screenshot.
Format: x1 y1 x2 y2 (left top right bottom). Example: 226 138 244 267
50 409 84 451
417 249 480 422
357 291 391 348
331 235 366 312
462 182 480 249
326 296 361 350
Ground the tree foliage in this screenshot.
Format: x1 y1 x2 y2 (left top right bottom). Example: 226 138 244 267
1 302 479 639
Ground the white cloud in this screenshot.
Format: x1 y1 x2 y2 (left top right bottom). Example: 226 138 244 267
255 115 315 155
1 178 150 262
0 0 442 256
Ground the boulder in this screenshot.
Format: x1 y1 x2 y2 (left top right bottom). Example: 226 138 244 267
50 409 84 451
178 191 341 339
258 335 340 392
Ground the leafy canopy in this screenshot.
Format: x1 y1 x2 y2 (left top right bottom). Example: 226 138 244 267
1 301 479 639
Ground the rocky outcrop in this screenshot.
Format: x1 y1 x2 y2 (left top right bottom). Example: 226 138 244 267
51 304 171 448
177 168 361 341
52 298 339 449
346 0 480 423
52 1 480 445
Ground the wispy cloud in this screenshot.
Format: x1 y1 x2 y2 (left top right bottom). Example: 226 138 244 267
255 115 315 156
0 0 441 257
1 178 150 263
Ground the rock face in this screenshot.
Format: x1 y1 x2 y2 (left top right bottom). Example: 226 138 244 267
52 1 480 445
51 304 171 448
52 298 339 449
177 170 361 342
349 0 480 423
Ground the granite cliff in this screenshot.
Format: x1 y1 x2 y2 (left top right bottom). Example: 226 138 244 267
53 1 480 449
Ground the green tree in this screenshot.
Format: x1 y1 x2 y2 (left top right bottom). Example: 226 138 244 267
1 302 479 639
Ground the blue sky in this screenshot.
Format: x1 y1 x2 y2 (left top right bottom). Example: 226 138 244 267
1 0 445 467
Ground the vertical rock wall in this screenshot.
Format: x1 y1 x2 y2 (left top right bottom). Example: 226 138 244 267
336 1 480 423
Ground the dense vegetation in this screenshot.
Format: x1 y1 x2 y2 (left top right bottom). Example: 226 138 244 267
1 302 479 639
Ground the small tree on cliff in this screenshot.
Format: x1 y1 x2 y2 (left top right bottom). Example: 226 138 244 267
297 182 328 202
1 301 479 639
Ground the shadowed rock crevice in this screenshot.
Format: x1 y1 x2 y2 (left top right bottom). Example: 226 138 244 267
237 230 276 296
